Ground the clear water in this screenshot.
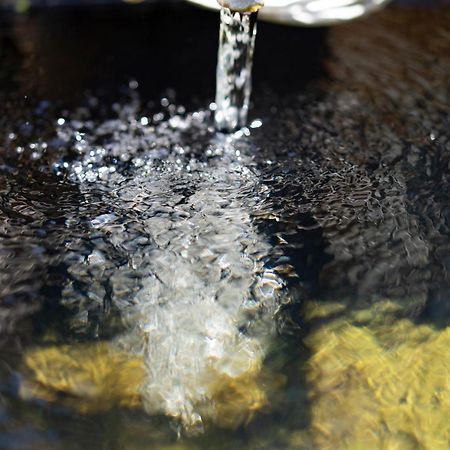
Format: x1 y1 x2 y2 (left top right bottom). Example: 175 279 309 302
1 81 449 448
0 4 449 450
214 8 258 132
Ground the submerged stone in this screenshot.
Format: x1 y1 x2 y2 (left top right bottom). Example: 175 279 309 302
300 301 450 450
20 343 145 412
21 340 271 431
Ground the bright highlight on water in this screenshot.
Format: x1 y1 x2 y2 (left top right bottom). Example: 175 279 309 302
19 97 286 433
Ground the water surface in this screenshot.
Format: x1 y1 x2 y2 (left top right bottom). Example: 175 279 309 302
0 3 449 449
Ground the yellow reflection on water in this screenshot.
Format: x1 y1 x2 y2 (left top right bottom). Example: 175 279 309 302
302 301 450 450
20 343 145 413
19 301 450 448
20 340 273 430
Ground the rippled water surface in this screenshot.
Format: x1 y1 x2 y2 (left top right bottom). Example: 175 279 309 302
0 3 449 449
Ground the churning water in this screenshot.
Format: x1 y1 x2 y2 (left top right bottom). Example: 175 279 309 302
6 93 288 433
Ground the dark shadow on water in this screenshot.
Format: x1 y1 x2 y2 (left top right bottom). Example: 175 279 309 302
0 2 328 105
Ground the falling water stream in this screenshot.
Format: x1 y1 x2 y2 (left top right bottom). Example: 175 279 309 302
214 7 258 132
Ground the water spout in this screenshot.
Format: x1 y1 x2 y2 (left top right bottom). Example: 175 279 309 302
214 8 259 132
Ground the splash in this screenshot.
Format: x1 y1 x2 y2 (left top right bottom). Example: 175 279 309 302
19 94 286 433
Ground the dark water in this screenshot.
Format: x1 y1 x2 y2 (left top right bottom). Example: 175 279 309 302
0 3 449 449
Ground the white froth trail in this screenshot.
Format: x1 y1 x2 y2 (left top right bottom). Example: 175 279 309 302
55 102 284 430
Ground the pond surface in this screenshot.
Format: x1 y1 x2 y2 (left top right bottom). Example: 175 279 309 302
0 2 449 449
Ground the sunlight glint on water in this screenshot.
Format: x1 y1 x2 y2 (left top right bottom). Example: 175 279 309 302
19 98 285 434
